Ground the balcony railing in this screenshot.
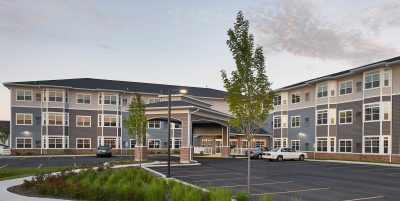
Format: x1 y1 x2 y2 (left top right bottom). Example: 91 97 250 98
231 148 248 156
194 147 212 155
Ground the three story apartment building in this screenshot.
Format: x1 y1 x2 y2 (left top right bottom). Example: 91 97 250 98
264 56 400 159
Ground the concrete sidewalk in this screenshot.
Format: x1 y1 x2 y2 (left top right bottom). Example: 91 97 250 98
309 159 400 167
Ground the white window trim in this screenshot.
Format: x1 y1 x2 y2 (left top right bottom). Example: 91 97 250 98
98 114 120 128
273 116 281 129
291 116 301 128
76 138 91 149
255 140 266 148
76 93 92 104
15 113 33 126
130 139 136 148
338 109 353 125
47 90 64 102
103 94 119 105
148 139 161 149
76 115 91 127
291 92 301 104
316 137 328 152
338 80 353 96
364 71 380 90
383 70 391 87
148 121 162 129
274 95 282 106
316 83 328 99
363 135 380 154
338 139 352 153
16 137 33 149
316 109 328 125
43 136 69 149
273 138 288 148
43 112 69 126
291 140 300 151
148 98 162 104
16 89 33 102
364 103 380 122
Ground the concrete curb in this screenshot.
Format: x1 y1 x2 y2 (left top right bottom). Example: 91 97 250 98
308 159 400 167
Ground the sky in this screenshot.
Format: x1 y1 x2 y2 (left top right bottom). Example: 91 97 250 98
1 0 400 120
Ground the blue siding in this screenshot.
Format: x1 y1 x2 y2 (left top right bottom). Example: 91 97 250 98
11 107 42 149
288 107 315 151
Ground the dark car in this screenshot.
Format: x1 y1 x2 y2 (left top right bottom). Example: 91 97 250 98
96 146 112 157
245 147 265 159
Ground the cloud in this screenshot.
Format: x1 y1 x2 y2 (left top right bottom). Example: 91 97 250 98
360 0 400 32
168 7 184 25
248 0 399 64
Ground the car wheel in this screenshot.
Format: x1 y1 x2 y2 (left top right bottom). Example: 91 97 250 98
277 155 283 162
258 154 263 159
96 154 99 158
299 155 305 161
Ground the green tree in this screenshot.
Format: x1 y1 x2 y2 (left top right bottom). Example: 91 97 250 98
124 93 147 167
221 11 275 198
0 126 9 145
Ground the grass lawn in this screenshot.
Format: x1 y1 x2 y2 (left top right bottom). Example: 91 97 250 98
0 166 74 181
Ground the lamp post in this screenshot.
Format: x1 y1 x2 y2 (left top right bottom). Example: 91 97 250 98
166 89 187 178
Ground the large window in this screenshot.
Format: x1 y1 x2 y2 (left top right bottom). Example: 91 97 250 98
104 137 117 148
317 84 328 98
339 110 352 124
76 138 91 149
274 95 281 106
76 116 91 127
273 116 281 129
364 136 379 154
48 90 63 102
339 81 352 95
291 92 300 104
365 71 379 89
43 136 68 149
255 140 265 148
383 136 389 154
148 121 161 129
291 116 300 128
104 94 118 105
98 114 119 127
365 103 380 122
291 140 300 151
148 139 161 149
148 98 162 104
130 139 136 148
16 137 32 148
273 138 287 148
339 139 352 153
16 113 32 125
174 138 182 148
16 89 32 101
317 110 328 125
43 112 69 126
317 138 328 152
242 140 249 148
77 93 91 104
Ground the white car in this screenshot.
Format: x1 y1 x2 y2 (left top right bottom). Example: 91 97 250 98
262 147 307 162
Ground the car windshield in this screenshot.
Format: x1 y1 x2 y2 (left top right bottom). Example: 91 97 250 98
270 148 280 152
98 146 109 150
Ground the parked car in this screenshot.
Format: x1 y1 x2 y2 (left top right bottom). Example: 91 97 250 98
262 147 307 162
245 147 265 159
96 146 112 158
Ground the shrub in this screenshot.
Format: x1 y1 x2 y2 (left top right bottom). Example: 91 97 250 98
208 188 232 201
259 194 274 201
235 192 248 201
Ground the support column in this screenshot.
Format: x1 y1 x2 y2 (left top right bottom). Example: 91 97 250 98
135 146 148 162
221 126 231 158
180 112 193 163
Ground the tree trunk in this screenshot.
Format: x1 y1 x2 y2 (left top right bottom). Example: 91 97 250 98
247 140 251 200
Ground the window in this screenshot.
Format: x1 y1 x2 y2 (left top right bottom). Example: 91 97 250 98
339 110 352 124
365 71 380 89
330 137 335 152
148 98 162 104
100 94 118 105
48 90 63 102
16 113 32 125
148 121 161 129
291 140 300 151
16 90 32 101
383 102 390 121
356 81 362 92
339 81 352 95
317 84 328 98
304 117 310 127
274 95 281 106
16 137 32 148
104 137 117 149
174 138 182 148
317 138 328 152
77 94 91 104
43 112 69 126
130 139 136 148
365 103 380 121
148 139 161 149
383 136 389 154
273 116 281 129
339 139 352 153
291 92 300 104
305 92 310 101
76 116 91 127
364 136 379 154
384 71 390 86
273 138 287 148
35 93 41 101
317 110 328 125
98 114 119 127
201 139 213 147
291 116 300 128
76 138 91 149
255 140 265 148
45 136 64 149
242 140 249 148
122 98 128 106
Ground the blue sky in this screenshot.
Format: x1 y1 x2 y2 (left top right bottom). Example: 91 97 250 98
1 0 400 120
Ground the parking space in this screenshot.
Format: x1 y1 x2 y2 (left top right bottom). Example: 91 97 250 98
150 158 400 201
0 154 178 169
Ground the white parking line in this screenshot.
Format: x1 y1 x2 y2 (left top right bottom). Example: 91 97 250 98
176 172 244 178
358 167 400 172
190 175 270 183
0 164 8 170
74 162 77 167
251 187 330 196
38 163 43 168
343 195 384 201
19 157 26 160
160 169 233 174
209 181 295 188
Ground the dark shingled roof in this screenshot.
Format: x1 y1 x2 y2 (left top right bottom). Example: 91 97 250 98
146 101 229 116
4 78 226 99
278 56 400 91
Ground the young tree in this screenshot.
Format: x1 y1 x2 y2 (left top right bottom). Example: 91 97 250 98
0 127 9 146
221 11 274 198
124 93 147 167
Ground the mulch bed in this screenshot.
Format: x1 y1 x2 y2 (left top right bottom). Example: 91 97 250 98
7 185 85 201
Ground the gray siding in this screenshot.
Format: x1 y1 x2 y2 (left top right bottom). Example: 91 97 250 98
69 109 99 148
364 122 380 135
11 107 42 148
393 95 400 154
316 125 328 137
364 96 380 104
287 107 315 151
337 100 363 153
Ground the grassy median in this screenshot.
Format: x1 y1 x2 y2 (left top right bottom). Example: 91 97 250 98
0 166 74 181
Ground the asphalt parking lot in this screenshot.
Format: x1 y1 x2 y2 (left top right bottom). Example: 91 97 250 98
151 158 400 201
0 154 178 169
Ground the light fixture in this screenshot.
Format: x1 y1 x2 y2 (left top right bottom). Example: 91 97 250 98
179 89 187 94
299 132 306 136
22 131 31 135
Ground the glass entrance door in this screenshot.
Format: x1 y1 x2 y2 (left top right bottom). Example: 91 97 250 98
215 140 222 154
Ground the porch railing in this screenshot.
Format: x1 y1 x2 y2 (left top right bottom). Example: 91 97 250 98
194 147 212 155
231 148 248 156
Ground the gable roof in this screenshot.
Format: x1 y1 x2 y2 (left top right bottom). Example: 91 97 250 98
3 78 226 99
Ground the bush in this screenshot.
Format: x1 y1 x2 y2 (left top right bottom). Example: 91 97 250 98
259 194 274 201
235 192 248 201
208 188 232 201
